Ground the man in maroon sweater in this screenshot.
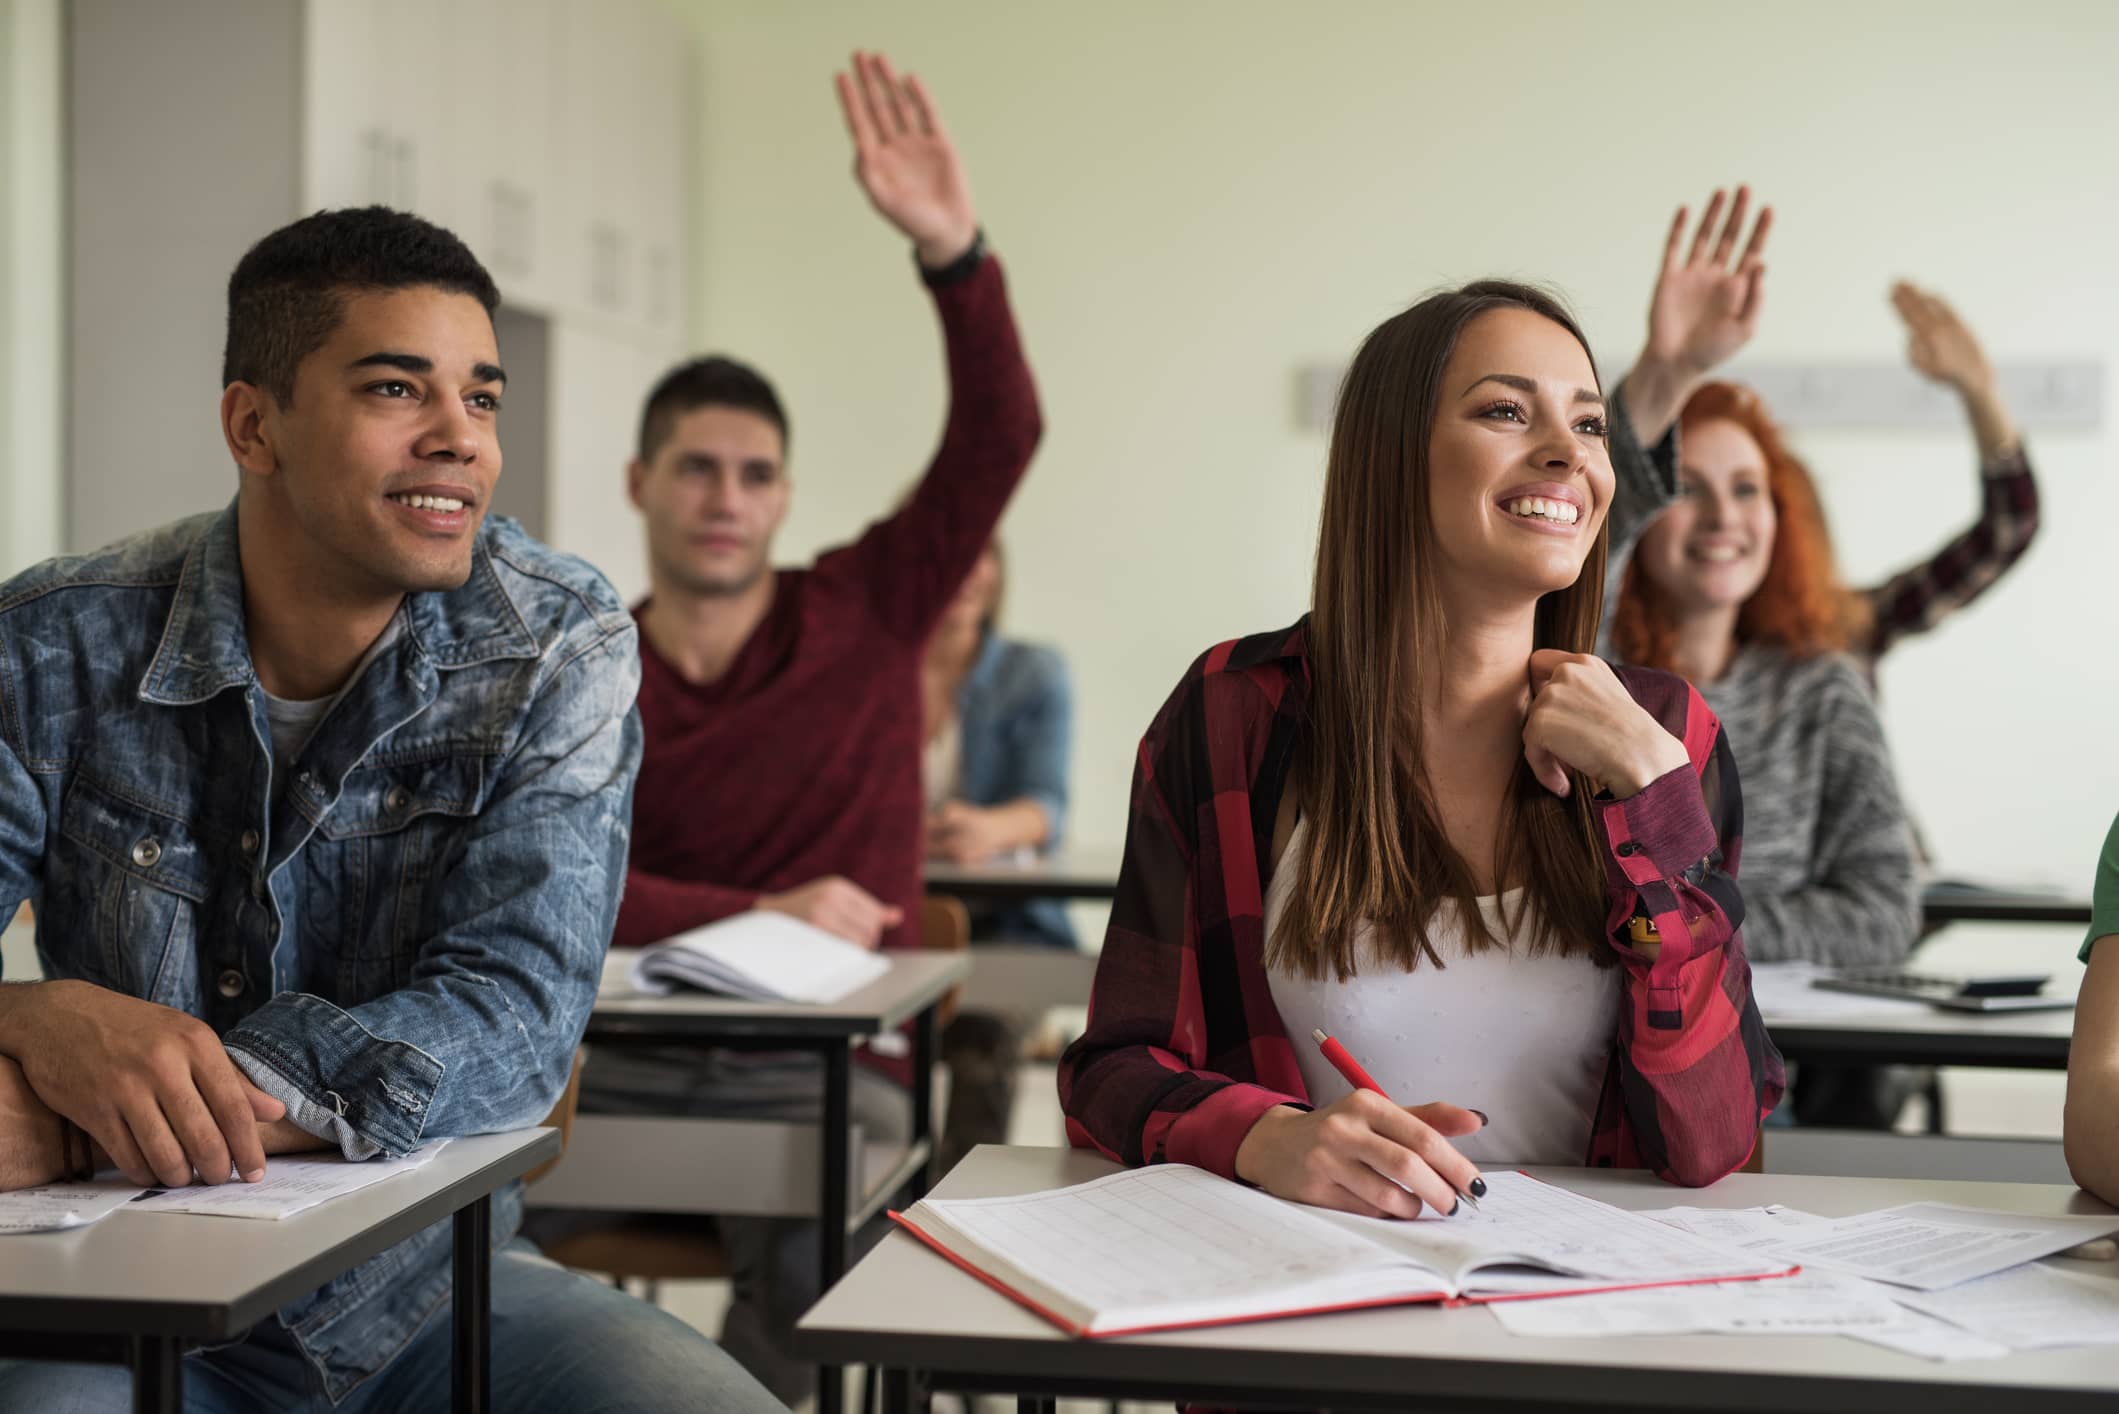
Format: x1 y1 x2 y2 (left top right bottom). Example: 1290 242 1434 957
569 53 1041 1404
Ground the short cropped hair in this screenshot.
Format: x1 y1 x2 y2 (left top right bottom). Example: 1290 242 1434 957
223 206 501 405
636 356 789 464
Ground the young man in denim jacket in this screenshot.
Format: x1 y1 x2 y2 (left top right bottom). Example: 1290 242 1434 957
0 208 778 1412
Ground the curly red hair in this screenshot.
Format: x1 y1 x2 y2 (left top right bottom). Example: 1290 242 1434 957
1612 380 1870 672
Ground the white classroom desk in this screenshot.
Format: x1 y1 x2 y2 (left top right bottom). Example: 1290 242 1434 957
545 947 968 1414
798 1144 2119 1414
0 1128 556 1414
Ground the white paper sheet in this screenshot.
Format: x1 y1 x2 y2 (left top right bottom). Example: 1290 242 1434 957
0 1180 146 1234
123 1140 448 1220
1329 1171 1793 1287
1895 1261 2119 1349
1486 1267 1909 1338
1768 1203 2119 1291
1849 1309 2015 1362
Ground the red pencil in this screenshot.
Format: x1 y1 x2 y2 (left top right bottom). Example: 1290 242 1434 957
1310 1027 1483 1212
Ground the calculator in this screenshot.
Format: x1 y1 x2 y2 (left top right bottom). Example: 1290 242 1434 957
1811 968 2075 1013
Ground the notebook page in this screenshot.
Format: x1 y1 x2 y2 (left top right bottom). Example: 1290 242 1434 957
907 1164 1439 1332
632 912 890 1002
1320 1171 1791 1288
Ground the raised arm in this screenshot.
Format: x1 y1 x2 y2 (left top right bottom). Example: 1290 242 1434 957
1861 283 2040 657
1732 663 1922 967
829 52 1042 644
1524 657 1785 1185
1617 187 1774 451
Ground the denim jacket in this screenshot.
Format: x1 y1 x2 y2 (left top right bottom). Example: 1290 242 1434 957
954 634 1075 948
0 505 641 1402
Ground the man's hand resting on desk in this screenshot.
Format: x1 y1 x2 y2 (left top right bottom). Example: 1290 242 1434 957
0 979 286 1188
0 1053 69 1191
757 876 903 950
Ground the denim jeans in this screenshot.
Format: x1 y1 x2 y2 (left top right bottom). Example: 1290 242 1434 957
0 1240 782 1413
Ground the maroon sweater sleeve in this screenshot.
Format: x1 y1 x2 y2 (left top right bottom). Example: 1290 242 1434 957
611 870 757 950
829 254 1043 644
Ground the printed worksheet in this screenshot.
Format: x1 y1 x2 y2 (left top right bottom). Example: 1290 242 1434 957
124 1140 449 1220
1768 1203 2119 1290
0 1180 145 1234
1486 1267 1908 1338
1896 1262 2119 1349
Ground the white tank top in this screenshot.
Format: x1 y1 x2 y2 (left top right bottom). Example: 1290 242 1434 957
1263 819 1622 1166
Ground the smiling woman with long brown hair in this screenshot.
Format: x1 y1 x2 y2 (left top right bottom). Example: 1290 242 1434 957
1059 276 1784 1216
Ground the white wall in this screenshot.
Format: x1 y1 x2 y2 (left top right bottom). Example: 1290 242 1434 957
682 1 2119 884
0 0 63 577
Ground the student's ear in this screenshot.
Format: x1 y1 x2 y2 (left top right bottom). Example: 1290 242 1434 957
626 457 648 510
221 382 281 479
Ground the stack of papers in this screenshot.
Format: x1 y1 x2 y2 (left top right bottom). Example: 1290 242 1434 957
1486 1201 2119 1362
0 1139 450 1233
1747 962 1930 1019
626 912 891 1003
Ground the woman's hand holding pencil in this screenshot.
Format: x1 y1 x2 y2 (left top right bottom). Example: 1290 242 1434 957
1231 1029 1488 1220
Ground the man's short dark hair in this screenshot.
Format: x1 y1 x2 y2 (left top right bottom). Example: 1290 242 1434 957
223 206 501 405
637 356 789 464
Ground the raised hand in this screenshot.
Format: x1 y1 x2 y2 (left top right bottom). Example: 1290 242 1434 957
1647 186 1773 375
834 51 979 268
1892 282 1994 394
1625 187 1774 442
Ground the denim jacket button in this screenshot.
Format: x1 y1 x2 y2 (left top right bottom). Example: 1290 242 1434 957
216 969 245 999
385 786 411 812
131 837 163 868
240 829 260 855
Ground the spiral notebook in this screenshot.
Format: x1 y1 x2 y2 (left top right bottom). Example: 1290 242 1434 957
890 1165 1798 1338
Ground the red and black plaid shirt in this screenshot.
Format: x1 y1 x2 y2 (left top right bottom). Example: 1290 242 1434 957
1861 445 2039 663
1059 620 1785 1188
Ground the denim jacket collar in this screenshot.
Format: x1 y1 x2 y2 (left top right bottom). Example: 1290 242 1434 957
136 502 542 709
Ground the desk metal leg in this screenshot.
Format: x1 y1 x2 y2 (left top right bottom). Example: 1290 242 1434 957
1016 1398 1056 1414
911 1002 937 1197
130 1336 181 1414
819 1041 852 1414
453 1195 492 1414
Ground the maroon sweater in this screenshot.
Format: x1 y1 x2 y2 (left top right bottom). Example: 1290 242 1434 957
615 255 1041 954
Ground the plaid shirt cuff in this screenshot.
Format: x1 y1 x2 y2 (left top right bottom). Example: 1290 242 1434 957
1162 1082 1303 1179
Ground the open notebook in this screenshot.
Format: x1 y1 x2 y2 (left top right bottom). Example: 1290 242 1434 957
628 912 890 1003
891 1165 1798 1338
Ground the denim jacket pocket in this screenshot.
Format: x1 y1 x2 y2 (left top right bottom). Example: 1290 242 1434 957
311 755 488 991
50 772 209 1010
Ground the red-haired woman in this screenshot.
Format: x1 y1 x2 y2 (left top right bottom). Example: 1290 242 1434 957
1061 262 1783 1216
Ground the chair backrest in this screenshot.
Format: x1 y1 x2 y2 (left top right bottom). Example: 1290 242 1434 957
921 893 971 1024
525 1045 587 1186
1740 1123 1765 1175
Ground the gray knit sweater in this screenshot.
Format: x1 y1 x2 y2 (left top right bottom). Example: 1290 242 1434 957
1599 390 1921 966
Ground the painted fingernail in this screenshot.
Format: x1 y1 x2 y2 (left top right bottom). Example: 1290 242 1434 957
1448 1198 1461 1218
1469 1176 1488 1199
1471 1110 1490 1126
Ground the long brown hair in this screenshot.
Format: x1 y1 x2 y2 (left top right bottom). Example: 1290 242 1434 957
1611 381 1870 670
1270 280 1612 982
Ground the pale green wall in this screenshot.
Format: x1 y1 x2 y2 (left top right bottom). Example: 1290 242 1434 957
1 0 63 578
664 0 2119 884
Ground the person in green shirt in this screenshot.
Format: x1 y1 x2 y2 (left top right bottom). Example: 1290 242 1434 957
2064 812 2119 1205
